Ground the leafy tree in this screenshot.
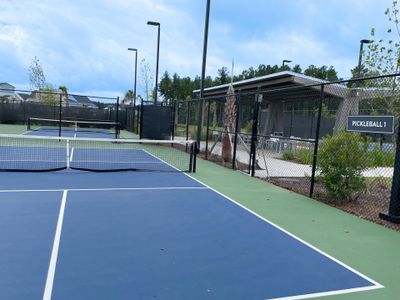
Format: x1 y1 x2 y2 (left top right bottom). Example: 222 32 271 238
158 63 340 102
139 58 153 101
304 65 338 81
41 85 58 105
28 56 46 91
292 64 302 73
365 0 400 76
363 0 400 118
159 71 174 101
215 67 231 85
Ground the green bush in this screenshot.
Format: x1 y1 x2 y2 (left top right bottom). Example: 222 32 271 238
367 149 395 167
282 151 295 161
295 149 314 165
317 131 370 201
282 149 313 165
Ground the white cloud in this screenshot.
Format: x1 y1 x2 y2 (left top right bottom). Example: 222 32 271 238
0 0 395 98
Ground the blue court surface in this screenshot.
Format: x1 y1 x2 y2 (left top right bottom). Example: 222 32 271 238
26 127 116 139
0 169 382 299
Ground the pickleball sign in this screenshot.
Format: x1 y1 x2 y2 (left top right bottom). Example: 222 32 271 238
347 115 394 134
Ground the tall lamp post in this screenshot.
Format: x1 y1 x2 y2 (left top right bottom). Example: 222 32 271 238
282 59 292 68
127 48 138 108
147 21 160 103
197 0 211 151
357 39 373 78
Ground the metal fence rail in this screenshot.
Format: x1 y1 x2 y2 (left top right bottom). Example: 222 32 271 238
173 73 400 230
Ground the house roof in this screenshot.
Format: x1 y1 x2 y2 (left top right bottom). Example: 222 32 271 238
0 82 15 90
16 93 30 101
193 71 330 94
192 71 397 101
73 95 97 107
67 95 98 107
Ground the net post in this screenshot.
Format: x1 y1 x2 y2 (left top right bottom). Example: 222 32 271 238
27 117 31 131
193 141 197 173
66 139 70 169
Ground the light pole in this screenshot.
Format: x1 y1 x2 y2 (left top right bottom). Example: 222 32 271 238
197 0 211 151
357 39 373 78
147 21 160 103
127 48 138 108
282 59 292 68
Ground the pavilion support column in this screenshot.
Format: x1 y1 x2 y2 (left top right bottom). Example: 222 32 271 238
334 90 360 135
263 100 284 136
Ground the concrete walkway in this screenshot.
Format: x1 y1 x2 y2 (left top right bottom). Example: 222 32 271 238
200 140 394 178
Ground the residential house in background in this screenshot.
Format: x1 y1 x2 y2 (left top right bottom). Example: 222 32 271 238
0 82 98 108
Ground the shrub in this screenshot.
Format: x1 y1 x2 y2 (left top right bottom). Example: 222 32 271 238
282 151 295 161
367 149 395 167
317 130 370 201
295 149 314 165
282 149 313 165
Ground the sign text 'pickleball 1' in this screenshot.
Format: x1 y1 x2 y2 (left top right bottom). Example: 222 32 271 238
347 115 394 134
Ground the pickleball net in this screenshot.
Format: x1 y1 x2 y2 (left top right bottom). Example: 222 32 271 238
0 134 196 172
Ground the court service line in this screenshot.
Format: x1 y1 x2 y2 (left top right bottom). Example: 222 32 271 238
0 186 208 193
142 149 384 299
43 190 68 300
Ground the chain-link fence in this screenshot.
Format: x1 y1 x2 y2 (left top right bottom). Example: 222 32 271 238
0 89 136 134
173 74 400 230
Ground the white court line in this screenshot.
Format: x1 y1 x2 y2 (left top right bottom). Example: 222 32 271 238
43 190 68 300
0 186 208 193
142 150 384 299
69 148 74 162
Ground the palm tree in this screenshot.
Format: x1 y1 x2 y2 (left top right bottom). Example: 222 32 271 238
124 89 134 106
58 85 68 107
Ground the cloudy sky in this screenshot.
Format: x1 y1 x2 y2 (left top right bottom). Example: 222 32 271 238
0 0 393 99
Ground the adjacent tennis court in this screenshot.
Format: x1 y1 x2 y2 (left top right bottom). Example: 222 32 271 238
0 133 383 300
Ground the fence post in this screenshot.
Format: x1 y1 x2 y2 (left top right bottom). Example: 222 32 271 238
205 99 211 159
379 123 400 223
232 91 241 169
115 96 120 139
196 99 204 151
186 101 190 141
171 100 176 141
250 92 262 176
59 93 62 137
139 99 144 139
309 84 324 198
136 105 140 135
